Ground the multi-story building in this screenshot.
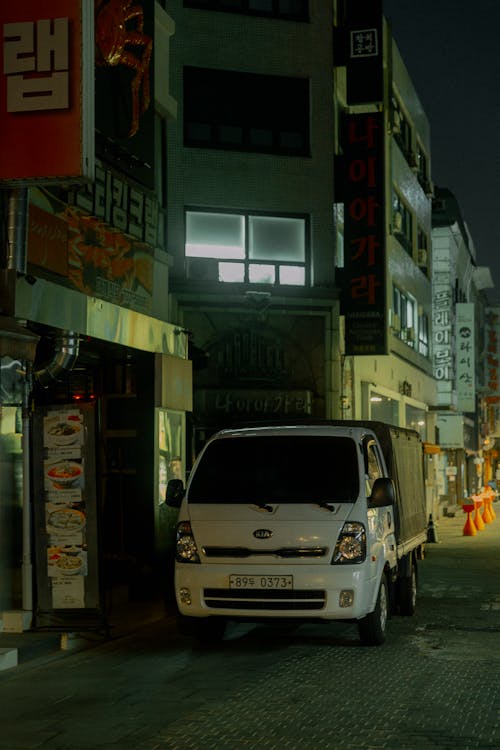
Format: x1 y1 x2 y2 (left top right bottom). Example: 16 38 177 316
431 186 494 514
167 0 342 458
0 1 187 633
166 0 445 516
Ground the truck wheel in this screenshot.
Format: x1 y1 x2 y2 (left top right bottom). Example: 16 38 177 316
358 575 388 646
398 561 417 616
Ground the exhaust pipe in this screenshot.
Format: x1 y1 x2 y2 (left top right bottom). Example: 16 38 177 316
34 330 80 388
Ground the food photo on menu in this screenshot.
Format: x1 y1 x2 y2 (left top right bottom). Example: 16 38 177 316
47 543 88 578
44 457 85 491
44 411 83 447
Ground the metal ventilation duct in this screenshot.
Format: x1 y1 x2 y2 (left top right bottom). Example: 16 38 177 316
6 188 28 274
34 330 80 388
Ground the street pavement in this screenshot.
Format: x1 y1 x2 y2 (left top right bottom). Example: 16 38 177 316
0 509 499 749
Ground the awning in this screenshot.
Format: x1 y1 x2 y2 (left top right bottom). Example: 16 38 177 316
0 316 39 361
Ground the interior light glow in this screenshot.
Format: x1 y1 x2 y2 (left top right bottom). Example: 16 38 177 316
219 262 244 282
185 243 245 259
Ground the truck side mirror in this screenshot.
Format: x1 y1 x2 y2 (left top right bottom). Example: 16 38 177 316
369 477 395 508
165 478 185 508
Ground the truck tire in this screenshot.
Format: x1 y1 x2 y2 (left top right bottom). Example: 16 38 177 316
358 575 388 646
398 561 417 616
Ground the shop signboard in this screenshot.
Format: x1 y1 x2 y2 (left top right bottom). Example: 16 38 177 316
342 111 387 355
455 303 475 413
345 0 383 105
0 1 94 183
32 404 103 628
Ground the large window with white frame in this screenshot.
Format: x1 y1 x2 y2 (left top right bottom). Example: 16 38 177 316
185 209 308 286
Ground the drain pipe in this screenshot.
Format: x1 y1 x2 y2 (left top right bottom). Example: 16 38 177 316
34 331 80 387
21 363 33 625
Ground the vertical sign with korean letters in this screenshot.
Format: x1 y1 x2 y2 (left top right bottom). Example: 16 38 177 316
485 308 500 432
345 0 383 105
343 112 387 355
432 249 453 393
0 1 94 182
455 303 475 412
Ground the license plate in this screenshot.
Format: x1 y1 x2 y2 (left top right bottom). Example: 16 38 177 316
229 575 293 590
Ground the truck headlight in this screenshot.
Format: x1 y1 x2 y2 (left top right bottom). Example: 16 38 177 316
175 521 200 563
332 522 366 564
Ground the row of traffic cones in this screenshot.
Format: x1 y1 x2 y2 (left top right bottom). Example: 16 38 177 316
462 486 497 536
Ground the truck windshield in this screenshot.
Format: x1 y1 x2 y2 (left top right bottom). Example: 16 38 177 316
188 435 359 504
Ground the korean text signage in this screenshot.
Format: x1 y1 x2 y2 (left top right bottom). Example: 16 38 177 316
485 308 500 407
455 303 475 412
432 251 453 386
343 112 387 355
345 0 383 105
0 1 94 183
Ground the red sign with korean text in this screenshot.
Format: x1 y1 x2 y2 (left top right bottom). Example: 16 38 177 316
0 1 93 182
342 112 387 355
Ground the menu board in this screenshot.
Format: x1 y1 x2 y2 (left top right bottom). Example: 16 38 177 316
33 404 101 625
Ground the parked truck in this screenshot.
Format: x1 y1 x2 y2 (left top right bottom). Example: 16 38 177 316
166 420 428 646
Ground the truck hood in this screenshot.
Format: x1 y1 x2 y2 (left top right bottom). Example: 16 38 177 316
186 502 356 563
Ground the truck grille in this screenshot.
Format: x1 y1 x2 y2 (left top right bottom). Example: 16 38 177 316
202 547 328 559
203 588 326 610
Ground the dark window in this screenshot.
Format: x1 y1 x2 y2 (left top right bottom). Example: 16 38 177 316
188 435 359 503
184 0 308 22
184 67 310 156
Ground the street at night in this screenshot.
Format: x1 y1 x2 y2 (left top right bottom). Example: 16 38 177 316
0 512 499 750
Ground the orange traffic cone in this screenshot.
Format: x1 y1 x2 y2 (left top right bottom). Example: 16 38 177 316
462 500 477 536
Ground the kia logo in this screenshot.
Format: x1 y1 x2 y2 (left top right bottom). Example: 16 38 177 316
253 529 273 539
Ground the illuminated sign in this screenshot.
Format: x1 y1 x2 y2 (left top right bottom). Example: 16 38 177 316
345 0 383 105
342 112 387 355
0 1 94 183
455 303 475 412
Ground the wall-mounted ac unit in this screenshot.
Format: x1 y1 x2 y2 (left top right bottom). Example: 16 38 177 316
391 312 401 332
392 211 403 233
392 110 401 134
417 248 427 267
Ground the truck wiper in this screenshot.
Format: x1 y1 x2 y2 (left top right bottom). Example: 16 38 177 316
251 502 274 513
316 500 335 512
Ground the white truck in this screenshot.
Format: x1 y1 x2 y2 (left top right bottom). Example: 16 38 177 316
166 420 428 646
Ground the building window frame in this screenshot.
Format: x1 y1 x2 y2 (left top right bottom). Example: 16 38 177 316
183 66 310 157
185 207 310 287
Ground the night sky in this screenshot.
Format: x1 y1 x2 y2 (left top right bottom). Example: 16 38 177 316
383 0 500 304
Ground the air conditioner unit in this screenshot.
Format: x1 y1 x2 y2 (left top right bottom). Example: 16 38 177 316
391 312 401 332
393 211 403 233
417 248 427 267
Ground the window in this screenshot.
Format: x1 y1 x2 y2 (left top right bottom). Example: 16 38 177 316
392 285 417 348
392 191 413 254
391 96 412 158
188 436 359 504
184 67 310 156
417 227 429 274
418 311 429 358
184 0 308 21
186 209 308 286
